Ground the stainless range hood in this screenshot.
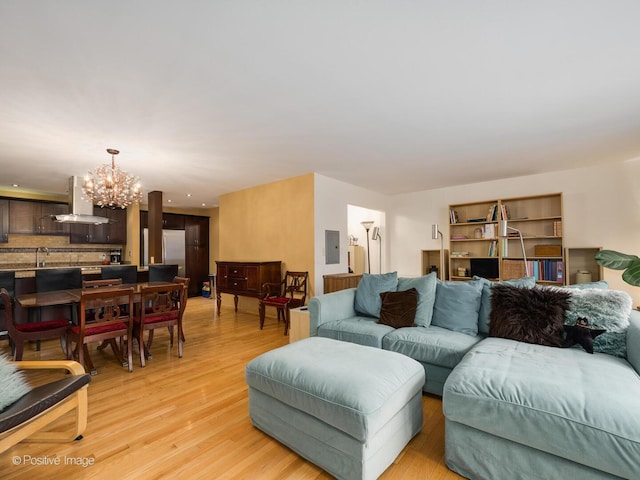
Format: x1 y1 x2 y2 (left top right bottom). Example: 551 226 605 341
52 177 111 224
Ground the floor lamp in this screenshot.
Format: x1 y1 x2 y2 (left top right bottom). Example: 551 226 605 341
372 226 382 273
361 221 374 273
431 224 445 280
499 220 530 277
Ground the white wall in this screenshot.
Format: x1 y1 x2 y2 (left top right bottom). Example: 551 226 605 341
388 157 640 304
314 174 388 294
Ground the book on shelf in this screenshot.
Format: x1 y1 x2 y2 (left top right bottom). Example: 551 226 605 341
485 204 498 222
483 223 495 239
487 240 498 257
527 259 565 282
500 204 511 220
450 209 459 224
451 251 471 257
553 220 562 236
451 234 468 240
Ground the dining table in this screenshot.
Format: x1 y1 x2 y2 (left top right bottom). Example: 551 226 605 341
15 281 177 311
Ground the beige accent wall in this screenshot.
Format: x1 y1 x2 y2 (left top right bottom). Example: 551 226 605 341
219 173 315 313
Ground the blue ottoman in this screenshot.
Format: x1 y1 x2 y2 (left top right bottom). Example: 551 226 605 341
245 337 425 480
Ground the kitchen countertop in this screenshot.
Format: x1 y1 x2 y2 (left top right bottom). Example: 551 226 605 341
0 264 148 278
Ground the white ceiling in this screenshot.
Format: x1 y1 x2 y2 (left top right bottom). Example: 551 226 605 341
1 2 640 209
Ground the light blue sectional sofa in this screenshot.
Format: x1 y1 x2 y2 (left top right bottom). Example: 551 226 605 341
308 272 640 479
309 272 531 396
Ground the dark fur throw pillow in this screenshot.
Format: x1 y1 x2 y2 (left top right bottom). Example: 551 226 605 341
489 284 570 347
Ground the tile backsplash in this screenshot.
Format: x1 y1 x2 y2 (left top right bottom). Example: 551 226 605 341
0 234 122 268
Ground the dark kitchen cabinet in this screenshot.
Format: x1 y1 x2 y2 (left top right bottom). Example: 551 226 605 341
0 200 8 242
69 207 127 244
8 199 68 235
162 213 185 230
139 211 185 230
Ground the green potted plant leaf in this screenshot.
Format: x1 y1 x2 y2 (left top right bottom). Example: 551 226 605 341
595 250 640 287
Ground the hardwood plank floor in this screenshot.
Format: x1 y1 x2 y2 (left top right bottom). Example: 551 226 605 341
0 297 464 480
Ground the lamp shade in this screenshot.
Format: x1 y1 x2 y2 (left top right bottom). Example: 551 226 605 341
499 220 508 237
432 224 439 240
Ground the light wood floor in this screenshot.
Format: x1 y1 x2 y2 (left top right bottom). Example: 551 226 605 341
0 297 464 480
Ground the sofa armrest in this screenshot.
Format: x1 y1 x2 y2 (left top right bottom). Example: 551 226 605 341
627 309 640 375
308 288 357 336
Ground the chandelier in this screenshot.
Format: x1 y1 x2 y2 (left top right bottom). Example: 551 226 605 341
83 149 142 209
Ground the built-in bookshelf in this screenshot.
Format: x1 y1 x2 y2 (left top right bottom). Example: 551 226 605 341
421 249 449 280
448 193 564 284
565 247 603 285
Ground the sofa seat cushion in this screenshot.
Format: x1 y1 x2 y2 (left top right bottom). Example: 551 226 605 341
382 326 483 369
245 337 425 443
443 338 640 480
318 317 395 348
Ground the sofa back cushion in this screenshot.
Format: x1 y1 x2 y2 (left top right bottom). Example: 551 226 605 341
397 272 437 327
431 280 483 336
354 272 398 317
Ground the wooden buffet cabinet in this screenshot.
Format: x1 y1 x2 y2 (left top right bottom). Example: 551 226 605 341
215 261 281 315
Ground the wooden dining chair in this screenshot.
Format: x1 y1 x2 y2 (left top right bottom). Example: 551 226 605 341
145 276 191 352
1 288 70 361
67 287 134 375
259 271 308 335
133 283 187 368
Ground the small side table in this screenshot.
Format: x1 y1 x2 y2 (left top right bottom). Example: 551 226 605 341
289 306 310 343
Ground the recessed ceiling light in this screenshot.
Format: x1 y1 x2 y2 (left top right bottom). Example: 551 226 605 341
201 203 206 207
186 193 192 197
11 184 19 187
167 199 172 203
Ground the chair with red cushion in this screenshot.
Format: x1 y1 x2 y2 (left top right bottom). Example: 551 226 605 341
133 283 187 368
259 271 308 335
66 287 134 375
145 276 191 351
1 288 70 361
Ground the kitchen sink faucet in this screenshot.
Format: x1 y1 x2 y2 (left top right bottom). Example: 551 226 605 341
36 246 49 267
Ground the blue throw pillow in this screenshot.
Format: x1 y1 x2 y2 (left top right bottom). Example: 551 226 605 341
474 276 537 334
431 280 483 336
354 272 398 317
397 272 437 327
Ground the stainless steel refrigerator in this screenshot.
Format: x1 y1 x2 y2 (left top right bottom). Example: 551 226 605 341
142 228 186 275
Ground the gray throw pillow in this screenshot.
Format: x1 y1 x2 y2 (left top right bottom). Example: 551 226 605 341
354 272 398 317
556 286 632 357
431 280 483 336
397 272 437 327
563 280 609 290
